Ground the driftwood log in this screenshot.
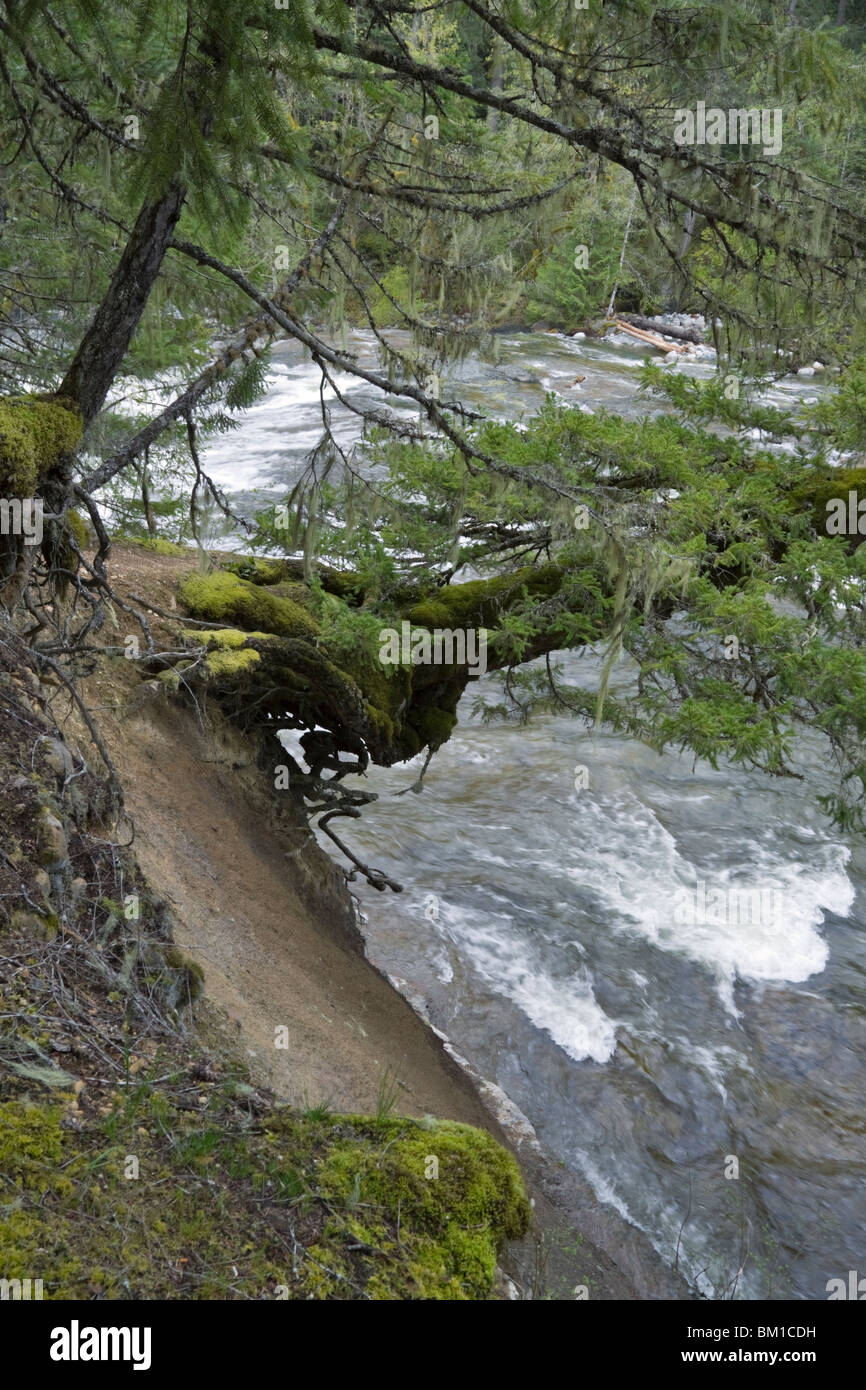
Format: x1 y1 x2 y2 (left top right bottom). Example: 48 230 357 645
618 313 705 345
614 320 690 353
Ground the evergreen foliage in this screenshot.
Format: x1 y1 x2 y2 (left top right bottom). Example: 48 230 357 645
0 0 865 836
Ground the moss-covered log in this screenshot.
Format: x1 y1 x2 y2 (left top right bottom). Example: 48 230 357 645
171 559 588 780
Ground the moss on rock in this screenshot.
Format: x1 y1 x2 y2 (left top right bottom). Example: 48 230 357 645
118 535 188 555
311 1115 530 1299
226 556 287 585
9 908 59 940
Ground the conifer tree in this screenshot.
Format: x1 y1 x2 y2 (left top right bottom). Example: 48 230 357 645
0 0 865 850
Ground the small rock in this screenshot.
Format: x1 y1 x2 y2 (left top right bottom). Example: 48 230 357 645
10 908 58 940
42 737 75 780
797 366 815 377
33 868 52 899
70 876 88 904
37 808 69 870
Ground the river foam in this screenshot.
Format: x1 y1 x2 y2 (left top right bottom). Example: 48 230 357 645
556 789 853 1009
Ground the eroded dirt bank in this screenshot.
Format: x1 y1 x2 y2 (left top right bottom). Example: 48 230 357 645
74 542 691 1299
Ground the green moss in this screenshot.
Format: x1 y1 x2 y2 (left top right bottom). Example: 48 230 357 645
304 1244 351 1298
410 706 458 751
228 555 365 601
406 563 561 630
179 570 320 640
120 535 188 555
205 647 261 678
0 1086 529 1300
226 556 287 585
314 1116 529 1299
65 509 90 549
269 581 320 611
179 627 275 650
9 908 58 940
365 701 397 746
0 1101 65 1188
177 628 278 683
160 946 205 1000
0 395 82 494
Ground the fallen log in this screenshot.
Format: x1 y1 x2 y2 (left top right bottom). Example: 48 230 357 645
613 319 690 353
618 313 705 345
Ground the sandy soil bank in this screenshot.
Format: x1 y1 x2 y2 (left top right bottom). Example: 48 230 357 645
73 542 691 1300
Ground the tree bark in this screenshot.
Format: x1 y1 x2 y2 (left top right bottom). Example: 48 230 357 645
660 206 697 311
140 459 157 536
58 182 186 426
487 34 504 132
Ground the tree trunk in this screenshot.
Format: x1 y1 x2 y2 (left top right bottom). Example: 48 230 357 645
58 182 186 427
487 35 504 133
660 206 697 312
605 190 636 318
141 459 157 536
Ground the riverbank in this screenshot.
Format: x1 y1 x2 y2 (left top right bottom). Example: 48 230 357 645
71 540 692 1298
1 591 539 1300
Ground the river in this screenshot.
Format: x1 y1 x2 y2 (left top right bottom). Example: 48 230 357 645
199 327 865 1300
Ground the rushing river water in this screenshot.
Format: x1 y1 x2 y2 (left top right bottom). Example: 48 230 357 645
200 328 865 1300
